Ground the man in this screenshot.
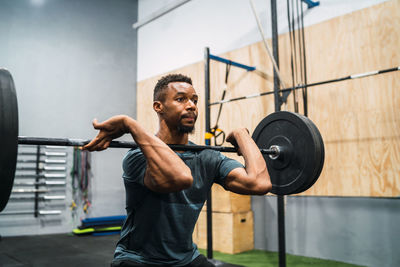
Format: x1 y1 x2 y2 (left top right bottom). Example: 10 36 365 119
83 74 271 267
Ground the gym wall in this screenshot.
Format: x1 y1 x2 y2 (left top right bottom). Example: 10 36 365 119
0 0 138 236
137 0 391 81
136 0 399 266
137 0 400 198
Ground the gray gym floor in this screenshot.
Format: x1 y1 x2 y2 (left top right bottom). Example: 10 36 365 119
0 233 245 267
0 233 119 267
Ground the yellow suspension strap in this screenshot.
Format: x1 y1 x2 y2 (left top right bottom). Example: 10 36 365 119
204 132 214 146
211 127 226 146
209 62 230 146
204 128 226 147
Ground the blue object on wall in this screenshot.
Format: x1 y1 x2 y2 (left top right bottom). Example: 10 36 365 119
301 0 320 9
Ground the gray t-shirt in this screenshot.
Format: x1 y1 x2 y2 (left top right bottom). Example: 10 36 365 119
113 145 244 266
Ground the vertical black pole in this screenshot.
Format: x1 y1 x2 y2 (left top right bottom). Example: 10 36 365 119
271 0 281 111
271 1 286 267
34 145 40 217
300 0 308 116
204 47 213 259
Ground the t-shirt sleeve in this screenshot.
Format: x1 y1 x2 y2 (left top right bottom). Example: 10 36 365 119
213 152 244 187
122 148 147 186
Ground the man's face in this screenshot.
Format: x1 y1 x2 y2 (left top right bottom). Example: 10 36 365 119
157 82 198 133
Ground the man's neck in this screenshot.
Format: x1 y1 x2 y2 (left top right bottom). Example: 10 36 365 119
156 122 189 145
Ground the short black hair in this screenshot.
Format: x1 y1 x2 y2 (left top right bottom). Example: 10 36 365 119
153 74 192 102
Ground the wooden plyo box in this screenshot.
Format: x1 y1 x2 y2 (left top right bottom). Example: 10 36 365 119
204 184 251 213
193 210 254 254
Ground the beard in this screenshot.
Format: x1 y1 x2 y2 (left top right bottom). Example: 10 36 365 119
177 114 196 134
177 124 195 134
175 112 197 134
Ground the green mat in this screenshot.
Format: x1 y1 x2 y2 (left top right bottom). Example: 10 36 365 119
198 249 364 267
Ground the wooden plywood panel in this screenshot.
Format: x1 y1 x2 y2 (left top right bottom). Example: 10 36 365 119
137 0 400 197
202 184 251 213
194 211 254 254
297 0 400 196
208 46 275 138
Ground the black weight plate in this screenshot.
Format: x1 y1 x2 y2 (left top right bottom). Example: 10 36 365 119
0 69 18 212
252 111 319 195
293 117 324 193
288 116 320 194
292 115 325 194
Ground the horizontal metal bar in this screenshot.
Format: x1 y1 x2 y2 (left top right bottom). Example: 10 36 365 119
209 66 400 106
18 136 275 154
16 166 66 171
0 210 34 215
0 210 61 215
13 181 66 186
44 146 66 150
9 195 65 201
12 189 49 193
18 151 67 157
19 136 132 148
14 173 66 179
43 195 65 200
17 159 67 164
39 210 62 215
209 54 256 71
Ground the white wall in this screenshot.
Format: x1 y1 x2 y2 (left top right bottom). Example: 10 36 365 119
0 0 137 236
137 0 389 81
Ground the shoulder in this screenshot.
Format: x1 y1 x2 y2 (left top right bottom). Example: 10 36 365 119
198 149 225 161
196 149 244 186
123 148 146 170
196 147 232 161
124 147 143 157
122 148 147 184
198 149 243 173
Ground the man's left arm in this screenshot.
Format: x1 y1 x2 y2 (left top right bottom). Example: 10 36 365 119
223 128 272 195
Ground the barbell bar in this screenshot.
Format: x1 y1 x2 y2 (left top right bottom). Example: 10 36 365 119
18 136 278 155
0 68 325 212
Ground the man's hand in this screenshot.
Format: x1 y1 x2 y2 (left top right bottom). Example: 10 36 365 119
83 115 129 151
226 128 250 156
224 128 271 195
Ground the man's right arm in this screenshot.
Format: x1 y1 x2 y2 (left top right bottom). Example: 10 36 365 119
84 115 193 193
124 116 193 193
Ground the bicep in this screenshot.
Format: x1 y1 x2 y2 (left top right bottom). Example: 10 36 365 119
143 162 193 193
224 166 271 195
224 167 256 195
143 166 164 192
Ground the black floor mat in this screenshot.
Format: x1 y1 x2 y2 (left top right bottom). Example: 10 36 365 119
0 233 119 267
0 234 243 267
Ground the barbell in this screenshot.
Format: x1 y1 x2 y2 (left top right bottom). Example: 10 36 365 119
0 68 325 212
